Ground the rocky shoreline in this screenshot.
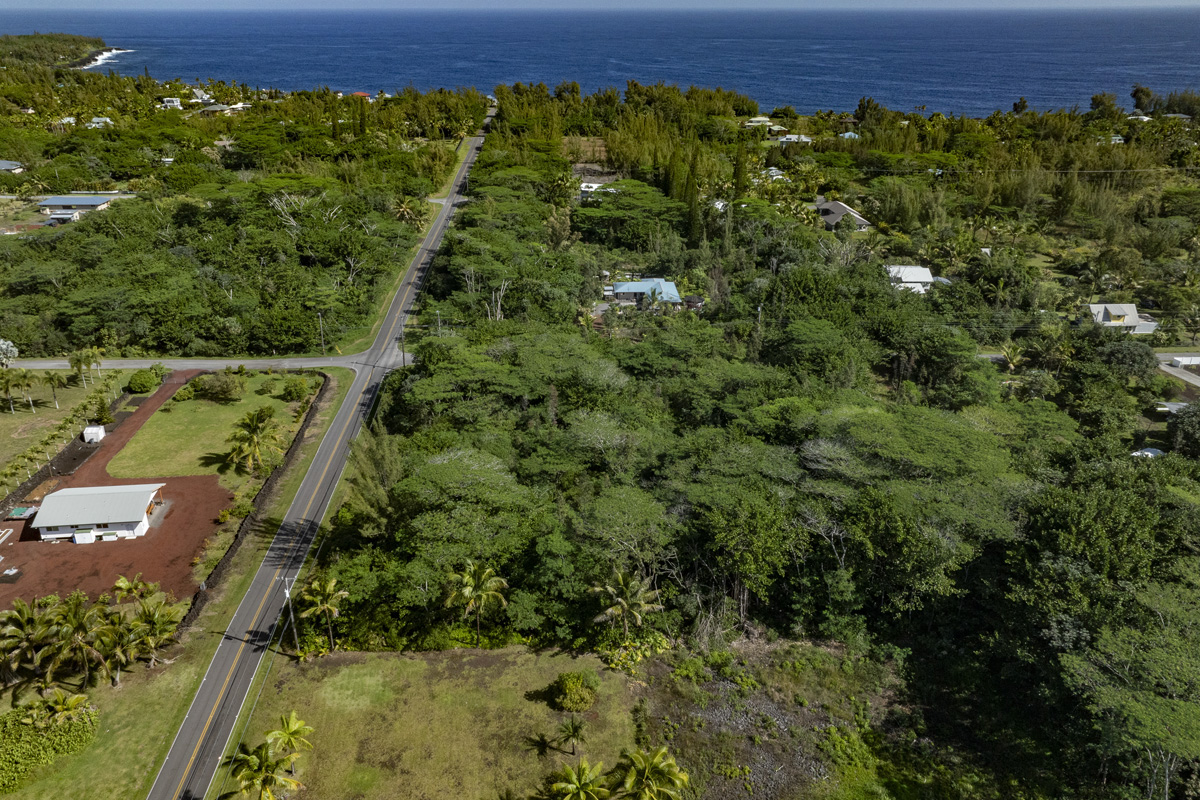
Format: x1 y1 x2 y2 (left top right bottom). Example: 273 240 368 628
68 47 131 70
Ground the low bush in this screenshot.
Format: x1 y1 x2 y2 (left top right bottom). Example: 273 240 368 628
0 706 98 792
195 372 246 403
126 369 159 394
279 375 308 402
550 669 601 712
172 383 195 402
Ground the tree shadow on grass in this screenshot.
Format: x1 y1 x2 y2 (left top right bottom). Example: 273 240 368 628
199 452 236 475
523 732 561 758
524 683 557 707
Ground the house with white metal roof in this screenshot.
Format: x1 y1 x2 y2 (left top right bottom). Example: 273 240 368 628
33 484 165 543
37 195 114 217
1089 303 1159 334
612 278 682 306
887 265 935 294
0 159 24 174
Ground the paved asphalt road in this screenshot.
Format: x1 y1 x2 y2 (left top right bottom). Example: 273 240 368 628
127 129 486 800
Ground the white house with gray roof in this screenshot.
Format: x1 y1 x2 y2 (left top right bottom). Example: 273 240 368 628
33 484 165 543
1089 303 1159 334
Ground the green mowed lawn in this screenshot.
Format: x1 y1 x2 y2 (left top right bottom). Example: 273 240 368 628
213 648 636 800
107 373 318 490
0 369 125 466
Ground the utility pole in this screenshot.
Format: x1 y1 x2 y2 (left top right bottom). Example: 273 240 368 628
436 310 442 335
318 312 326 357
282 576 301 653
399 326 406 366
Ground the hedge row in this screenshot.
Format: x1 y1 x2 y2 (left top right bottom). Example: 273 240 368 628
0 706 98 793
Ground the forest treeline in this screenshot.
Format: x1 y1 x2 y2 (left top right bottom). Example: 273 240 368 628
0 34 489 356
312 80 1200 798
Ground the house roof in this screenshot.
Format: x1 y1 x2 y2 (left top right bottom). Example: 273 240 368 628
0 160 22 171
38 196 112 208
1090 303 1139 323
887 265 934 284
817 200 869 228
612 278 682 304
34 484 164 529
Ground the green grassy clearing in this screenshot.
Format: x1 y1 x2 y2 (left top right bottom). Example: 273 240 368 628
107 372 319 491
207 648 635 800
0 369 126 466
11 367 355 800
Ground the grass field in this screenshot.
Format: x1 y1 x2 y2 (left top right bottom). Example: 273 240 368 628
11 367 356 800
0 369 126 467
207 648 636 800
107 372 319 491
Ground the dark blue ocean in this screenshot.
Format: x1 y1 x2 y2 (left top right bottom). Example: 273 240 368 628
1 8 1199 116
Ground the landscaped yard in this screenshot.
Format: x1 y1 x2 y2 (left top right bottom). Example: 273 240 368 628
107 371 322 491
208 648 637 800
0 368 126 467
11 367 355 800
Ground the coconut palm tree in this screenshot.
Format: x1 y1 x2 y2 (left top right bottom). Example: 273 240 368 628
51 592 110 687
299 577 348 652
10 368 36 413
112 573 158 603
99 617 143 688
41 371 68 410
265 710 314 774
22 688 91 728
612 747 689 800
590 570 663 642
134 598 182 668
86 346 104 379
557 716 588 756
67 350 88 387
0 598 55 686
550 759 610 800
226 406 286 474
444 560 508 648
0 368 17 413
225 741 300 800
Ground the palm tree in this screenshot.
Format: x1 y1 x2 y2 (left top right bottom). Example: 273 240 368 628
10 368 36 413
0 368 17 413
550 759 610 800
0 598 54 686
112 573 158 603
299 577 348 652
226 406 286 473
225 741 300 800
67 350 88 388
50 593 109 687
444 560 508 647
134 598 182 668
41 371 68 409
998 340 1026 374
265 710 314 774
590 570 663 642
612 747 689 800
87 346 104 379
557 716 588 756
99 618 142 688
22 688 91 728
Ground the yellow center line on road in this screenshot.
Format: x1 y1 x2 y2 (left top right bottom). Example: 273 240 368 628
166 139 479 800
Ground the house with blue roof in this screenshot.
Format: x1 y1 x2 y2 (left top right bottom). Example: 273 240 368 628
612 278 682 306
38 195 116 224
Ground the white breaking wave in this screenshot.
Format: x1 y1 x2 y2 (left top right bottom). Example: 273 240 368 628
79 49 134 70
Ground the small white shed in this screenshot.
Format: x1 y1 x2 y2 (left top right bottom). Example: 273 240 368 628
83 425 107 443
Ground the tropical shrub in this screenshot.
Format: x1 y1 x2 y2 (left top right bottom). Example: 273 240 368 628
0 705 98 792
550 669 601 712
126 369 159 394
